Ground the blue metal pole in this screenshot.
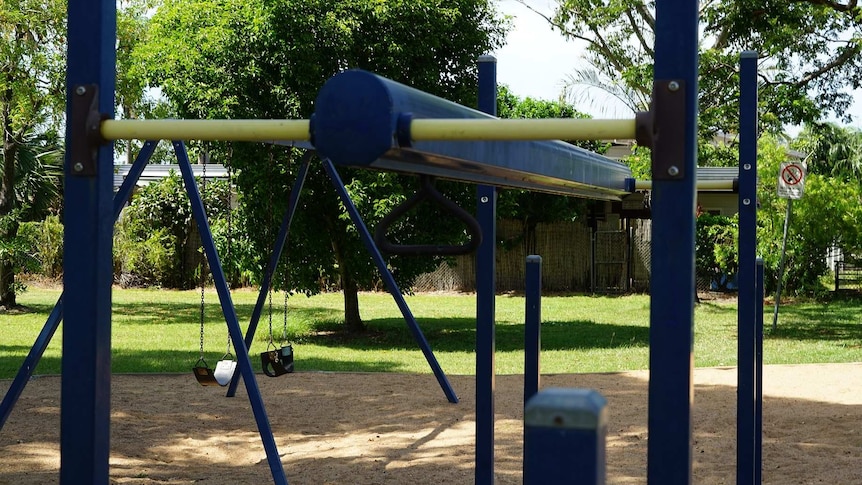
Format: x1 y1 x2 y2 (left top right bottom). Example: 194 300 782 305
647 0 699 483
173 141 288 485
321 159 458 403
524 255 542 405
755 257 764 485
476 54 498 485
523 388 607 485
226 153 312 398
0 141 158 431
61 0 116 481
737 51 759 485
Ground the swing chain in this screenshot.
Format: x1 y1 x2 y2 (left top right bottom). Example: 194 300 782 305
266 145 276 351
281 277 289 344
224 150 234 358
199 151 208 361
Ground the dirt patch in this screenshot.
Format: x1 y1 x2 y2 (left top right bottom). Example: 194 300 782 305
1 364 861 484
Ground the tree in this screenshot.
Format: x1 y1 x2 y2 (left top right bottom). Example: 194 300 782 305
133 0 508 331
793 123 862 183
520 0 862 137
0 0 66 310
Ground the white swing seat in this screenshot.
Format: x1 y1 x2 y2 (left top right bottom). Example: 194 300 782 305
213 359 237 386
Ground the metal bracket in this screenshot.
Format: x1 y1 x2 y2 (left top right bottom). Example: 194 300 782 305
635 79 686 181
69 84 104 177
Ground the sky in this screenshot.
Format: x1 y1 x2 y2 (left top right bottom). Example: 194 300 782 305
491 0 862 131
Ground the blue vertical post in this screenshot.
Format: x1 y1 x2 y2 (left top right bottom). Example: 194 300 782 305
476 54 498 485
755 257 764 485
62 0 116 482
0 141 158 431
524 255 542 405
647 0 699 483
523 388 607 484
737 51 759 485
173 142 288 485
321 160 458 403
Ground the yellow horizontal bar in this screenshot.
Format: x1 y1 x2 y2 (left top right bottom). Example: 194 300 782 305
635 180 737 191
101 119 311 142
409 118 637 141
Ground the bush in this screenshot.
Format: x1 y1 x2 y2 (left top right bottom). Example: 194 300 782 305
19 215 64 278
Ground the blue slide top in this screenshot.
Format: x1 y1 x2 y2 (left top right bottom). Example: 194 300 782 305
311 70 632 200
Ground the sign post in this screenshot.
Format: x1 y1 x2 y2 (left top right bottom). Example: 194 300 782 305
773 161 806 330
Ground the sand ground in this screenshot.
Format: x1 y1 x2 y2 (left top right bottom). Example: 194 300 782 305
1 364 861 484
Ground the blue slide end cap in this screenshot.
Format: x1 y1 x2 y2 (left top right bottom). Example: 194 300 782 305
312 70 396 166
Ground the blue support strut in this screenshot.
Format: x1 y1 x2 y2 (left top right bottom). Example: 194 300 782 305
647 0 699 483
62 0 117 474
173 141 288 485
737 51 759 485
524 255 542 406
755 257 765 485
0 141 159 431
475 54 498 485
226 151 312 398
321 158 458 404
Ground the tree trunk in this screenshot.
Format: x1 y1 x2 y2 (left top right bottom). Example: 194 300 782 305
329 222 365 332
341 273 364 332
0 112 18 309
0 259 15 309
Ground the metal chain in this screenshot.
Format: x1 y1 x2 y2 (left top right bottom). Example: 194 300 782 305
199 151 208 359
225 147 233 357
266 146 275 350
281 274 289 344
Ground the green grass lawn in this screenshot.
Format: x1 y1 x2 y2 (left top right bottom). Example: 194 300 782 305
3 286 861 378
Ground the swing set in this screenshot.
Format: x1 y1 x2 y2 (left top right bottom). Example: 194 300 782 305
189 147 295 386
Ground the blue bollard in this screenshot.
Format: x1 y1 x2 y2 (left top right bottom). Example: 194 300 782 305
524 388 608 485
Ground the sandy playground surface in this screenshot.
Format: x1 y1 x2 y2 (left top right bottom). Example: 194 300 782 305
1 364 861 484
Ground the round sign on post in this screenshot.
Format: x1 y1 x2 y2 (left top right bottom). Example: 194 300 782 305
777 161 806 199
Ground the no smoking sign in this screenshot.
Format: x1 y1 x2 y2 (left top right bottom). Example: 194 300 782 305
777 161 806 199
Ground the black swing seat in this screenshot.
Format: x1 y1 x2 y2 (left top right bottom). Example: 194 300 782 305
261 345 294 377
193 358 222 386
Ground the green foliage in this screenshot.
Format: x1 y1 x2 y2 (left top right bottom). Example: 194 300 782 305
756 136 862 296
551 0 862 135
792 123 862 183
114 171 235 288
134 0 509 328
696 213 738 290
18 214 63 278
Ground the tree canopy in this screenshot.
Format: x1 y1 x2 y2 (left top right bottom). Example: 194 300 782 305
0 0 66 309
133 0 508 329
521 0 862 137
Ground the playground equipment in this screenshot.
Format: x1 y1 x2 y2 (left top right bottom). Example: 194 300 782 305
0 0 766 484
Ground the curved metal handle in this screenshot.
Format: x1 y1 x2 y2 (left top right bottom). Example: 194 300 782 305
374 175 482 256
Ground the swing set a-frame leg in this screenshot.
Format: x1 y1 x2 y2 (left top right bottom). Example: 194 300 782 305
322 159 459 404
173 141 288 485
0 140 160 432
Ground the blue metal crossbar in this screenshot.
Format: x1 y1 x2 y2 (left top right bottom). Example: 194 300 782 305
311 70 632 200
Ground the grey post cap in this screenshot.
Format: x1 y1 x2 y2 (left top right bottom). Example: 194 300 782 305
525 388 608 430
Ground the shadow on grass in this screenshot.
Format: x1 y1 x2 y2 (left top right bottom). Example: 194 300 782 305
0 346 405 380
301 317 649 353
768 300 862 342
